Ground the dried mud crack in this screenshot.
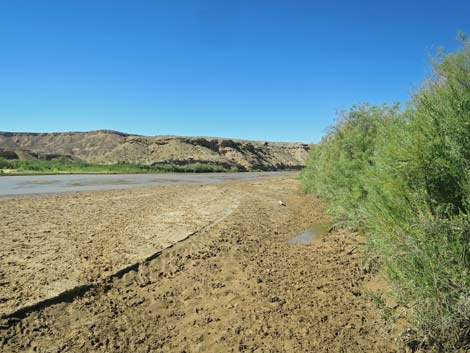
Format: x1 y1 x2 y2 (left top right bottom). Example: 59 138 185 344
0 177 398 352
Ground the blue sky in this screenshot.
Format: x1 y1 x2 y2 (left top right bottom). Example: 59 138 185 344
0 0 468 142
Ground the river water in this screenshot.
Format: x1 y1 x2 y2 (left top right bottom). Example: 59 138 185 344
0 172 296 198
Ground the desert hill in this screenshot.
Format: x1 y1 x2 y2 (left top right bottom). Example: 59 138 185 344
0 130 310 171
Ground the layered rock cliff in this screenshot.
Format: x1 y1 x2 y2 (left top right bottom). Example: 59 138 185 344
0 130 310 171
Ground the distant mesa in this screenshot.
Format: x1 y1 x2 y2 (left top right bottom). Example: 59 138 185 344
0 130 311 171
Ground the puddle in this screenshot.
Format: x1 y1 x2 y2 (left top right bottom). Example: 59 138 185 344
287 224 330 244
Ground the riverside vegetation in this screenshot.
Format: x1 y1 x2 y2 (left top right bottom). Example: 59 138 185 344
302 37 470 351
0 158 234 174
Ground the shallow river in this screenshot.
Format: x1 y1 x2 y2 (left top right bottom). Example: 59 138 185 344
0 172 296 198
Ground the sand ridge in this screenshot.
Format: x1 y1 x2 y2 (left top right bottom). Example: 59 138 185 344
0 184 240 317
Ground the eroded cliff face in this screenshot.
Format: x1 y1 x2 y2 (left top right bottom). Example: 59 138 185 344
0 130 311 171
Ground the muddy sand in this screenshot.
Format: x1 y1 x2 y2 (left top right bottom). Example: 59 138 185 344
0 176 397 352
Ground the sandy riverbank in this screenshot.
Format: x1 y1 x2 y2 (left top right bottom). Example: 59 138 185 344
0 176 397 352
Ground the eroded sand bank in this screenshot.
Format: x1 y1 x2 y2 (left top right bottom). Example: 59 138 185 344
0 184 240 317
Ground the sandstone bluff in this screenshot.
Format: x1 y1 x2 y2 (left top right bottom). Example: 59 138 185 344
0 130 310 171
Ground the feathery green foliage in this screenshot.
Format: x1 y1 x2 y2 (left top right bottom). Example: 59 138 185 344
302 38 470 351
301 103 399 227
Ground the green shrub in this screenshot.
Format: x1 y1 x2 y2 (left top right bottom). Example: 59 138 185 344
0 157 13 169
301 103 399 227
302 37 470 351
0 159 233 174
366 39 470 351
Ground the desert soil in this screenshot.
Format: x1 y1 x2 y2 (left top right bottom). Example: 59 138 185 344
0 176 398 352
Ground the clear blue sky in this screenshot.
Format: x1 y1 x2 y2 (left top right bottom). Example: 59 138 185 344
0 0 468 142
